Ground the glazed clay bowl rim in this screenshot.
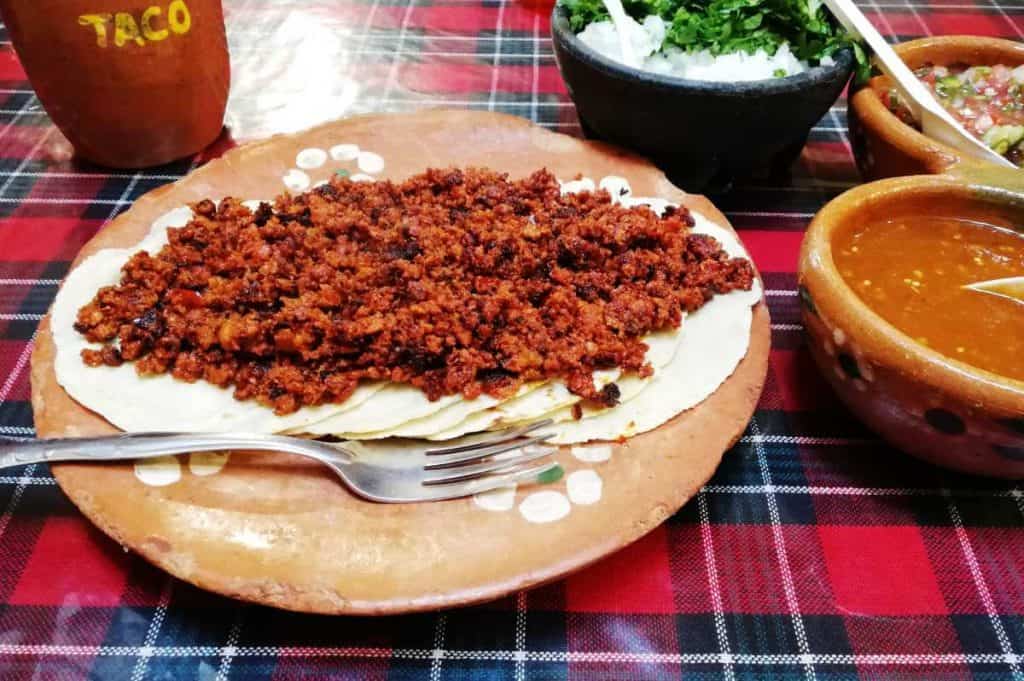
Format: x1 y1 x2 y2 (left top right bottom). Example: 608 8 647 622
853 35 1024 175
801 174 1024 412
550 4 855 96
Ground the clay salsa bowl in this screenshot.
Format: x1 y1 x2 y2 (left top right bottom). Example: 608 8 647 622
849 35 1024 189
799 174 1024 478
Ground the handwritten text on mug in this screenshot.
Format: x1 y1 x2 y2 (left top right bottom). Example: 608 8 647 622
78 1 192 48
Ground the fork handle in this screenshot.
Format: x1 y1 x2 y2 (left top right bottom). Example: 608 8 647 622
0 432 340 469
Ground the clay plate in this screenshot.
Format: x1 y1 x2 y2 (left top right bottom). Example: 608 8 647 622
31 110 770 614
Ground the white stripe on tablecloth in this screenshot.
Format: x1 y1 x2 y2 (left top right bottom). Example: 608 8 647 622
987 0 1024 38
378 0 417 111
0 170 181 181
900 0 935 35
0 337 33 404
214 609 245 681
0 279 61 285
704 484 1024 498
129 580 174 681
0 426 34 437
864 0 901 44
750 417 817 681
486 0 508 112
737 435 878 445
429 613 447 681
697 491 737 681
530 13 541 127
0 645 1020 666
944 490 1024 680
0 463 36 545
0 476 53 485
353 0 385 98
0 123 56 201
0 313 43 320
0 92 41 145
0 198 127 205
1011 489 1024 523
829 109 854 161
514 591 527 681
0 332 38 544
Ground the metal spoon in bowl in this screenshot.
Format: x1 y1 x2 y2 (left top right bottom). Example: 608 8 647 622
964 276 1024 304
822 0 1016 168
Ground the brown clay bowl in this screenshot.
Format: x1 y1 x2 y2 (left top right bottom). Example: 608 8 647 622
849 36 1024 192
799 174 1024 478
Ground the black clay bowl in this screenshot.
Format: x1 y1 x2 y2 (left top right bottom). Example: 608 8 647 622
551 4 855 191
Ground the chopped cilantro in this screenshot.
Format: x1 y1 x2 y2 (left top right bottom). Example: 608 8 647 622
562 0 614 31
562 0 867 79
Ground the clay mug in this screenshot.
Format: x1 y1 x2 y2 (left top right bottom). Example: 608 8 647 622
0 0 229 168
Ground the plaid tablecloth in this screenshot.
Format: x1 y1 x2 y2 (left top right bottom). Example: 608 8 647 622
1 1 1023 679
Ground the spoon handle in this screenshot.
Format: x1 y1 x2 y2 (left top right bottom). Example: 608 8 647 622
823 0 1014 167
823 0 934 118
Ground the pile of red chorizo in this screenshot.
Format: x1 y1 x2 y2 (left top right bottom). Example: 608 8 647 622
74 168 754 415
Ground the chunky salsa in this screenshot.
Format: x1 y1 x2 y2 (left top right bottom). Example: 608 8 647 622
875 63 1024 166
74 168 754 414
834 215 1024 381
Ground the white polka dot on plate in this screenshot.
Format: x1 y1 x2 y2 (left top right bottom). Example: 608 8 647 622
570 444 612 463
189 452 230 477
350 173 374 182
330 144 360 161
519 490 571 523
283 169 310 191
357 151 384 174
567 470 602 505
295 148 327 169
473 485 517 512
135 456 181 487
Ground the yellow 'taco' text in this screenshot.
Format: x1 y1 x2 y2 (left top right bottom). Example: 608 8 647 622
78 0 192 48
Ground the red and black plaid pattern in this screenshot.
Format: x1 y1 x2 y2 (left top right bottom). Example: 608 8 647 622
1 1 1023 679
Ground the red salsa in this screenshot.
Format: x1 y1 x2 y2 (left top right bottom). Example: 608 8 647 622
874 63 1024 166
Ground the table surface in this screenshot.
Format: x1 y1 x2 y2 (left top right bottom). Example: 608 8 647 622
1 1 1023 679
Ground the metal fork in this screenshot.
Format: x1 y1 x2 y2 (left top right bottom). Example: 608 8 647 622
0 420 557 503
